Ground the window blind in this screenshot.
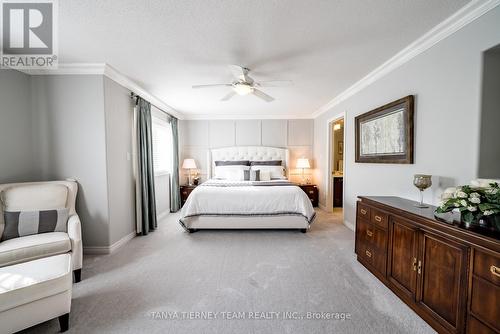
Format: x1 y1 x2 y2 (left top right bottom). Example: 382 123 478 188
152 116 173 175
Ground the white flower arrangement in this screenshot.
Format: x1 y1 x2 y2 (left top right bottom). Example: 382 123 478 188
436 180 500 224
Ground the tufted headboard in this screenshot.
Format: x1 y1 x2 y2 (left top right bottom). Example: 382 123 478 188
207 146 289 179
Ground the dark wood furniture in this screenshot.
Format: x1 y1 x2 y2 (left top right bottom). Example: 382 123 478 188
298 184 318 207
333 177 343 207
355 196 500 334
180 185 197 207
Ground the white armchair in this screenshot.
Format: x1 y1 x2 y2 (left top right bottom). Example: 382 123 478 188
0 180 83 282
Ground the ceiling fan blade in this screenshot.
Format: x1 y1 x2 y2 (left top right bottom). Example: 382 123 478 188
220 91 237 101
228 65 251 83
192 84 232 89
252 89 274 102
255 80 293 87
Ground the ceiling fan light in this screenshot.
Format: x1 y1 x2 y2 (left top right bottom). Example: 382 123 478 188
233 83 254 96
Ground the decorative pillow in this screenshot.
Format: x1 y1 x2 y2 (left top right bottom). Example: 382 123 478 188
1 208 69 241
244 170 261 181
250 160 282 166
215 160 250 166
259 170 271 181
251 165 285 179
214 165 250 179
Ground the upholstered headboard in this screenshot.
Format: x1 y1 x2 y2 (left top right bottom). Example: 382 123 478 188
207 146 289 178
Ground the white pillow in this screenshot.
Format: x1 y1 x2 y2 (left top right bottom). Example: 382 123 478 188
259 170 271 181
251 165 285 179
214 165 249 180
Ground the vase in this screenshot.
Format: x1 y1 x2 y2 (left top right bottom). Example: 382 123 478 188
477 214 500 231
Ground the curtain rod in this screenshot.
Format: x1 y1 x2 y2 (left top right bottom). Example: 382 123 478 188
130 92 177 119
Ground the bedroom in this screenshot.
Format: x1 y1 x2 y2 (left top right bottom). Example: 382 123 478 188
0 1 499 333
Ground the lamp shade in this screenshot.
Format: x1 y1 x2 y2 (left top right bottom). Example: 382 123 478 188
296 158 310 169
182 158 197 169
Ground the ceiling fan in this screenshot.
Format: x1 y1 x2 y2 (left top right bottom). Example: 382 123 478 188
192 65 292 102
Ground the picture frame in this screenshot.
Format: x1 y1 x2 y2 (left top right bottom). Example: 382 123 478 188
355 95 414 164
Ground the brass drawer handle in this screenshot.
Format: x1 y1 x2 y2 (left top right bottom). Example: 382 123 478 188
412 257 417 271
366 230 373 237
182 192 187 195
374 215 382 222
309 191 314 194
491 265 500 278
365 250 372 258
360 209 367 215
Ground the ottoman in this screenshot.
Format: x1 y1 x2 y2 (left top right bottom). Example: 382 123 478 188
0 254 72 333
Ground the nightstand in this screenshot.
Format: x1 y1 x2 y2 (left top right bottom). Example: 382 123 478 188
180 185 197 207
297 184 318 207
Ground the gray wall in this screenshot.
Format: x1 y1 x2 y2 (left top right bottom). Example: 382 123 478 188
313 6 500 229
0 70 38 183
1 72 169 249
31 75 111 247
103 77 136 245
478 45 500 179
179 119 313 183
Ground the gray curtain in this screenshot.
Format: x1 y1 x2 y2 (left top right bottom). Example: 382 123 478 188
136 97 157 235
169 117 181 212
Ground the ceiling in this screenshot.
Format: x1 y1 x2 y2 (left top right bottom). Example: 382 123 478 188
58 0 470 118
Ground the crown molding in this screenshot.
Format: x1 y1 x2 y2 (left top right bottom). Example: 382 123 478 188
182 113 313 120
20 63 184 119
311 0 500 118
102 64 184 119
20 63 106 75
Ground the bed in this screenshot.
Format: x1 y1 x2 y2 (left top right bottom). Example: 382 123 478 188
178 146 316 232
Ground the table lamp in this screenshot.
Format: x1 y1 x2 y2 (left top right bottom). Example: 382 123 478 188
296 158 311 185
182 158 197 185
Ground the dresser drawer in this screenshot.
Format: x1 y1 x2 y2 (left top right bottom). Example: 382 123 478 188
468 316 496 334
470 276 500 331
357 203 370 220
366 246 386 275
369 225 387 252
371 209 388 229
474 250 500 286
357 219 387 252
359 242 386 275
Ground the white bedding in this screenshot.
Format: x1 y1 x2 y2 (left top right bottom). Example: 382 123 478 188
179 179 316 229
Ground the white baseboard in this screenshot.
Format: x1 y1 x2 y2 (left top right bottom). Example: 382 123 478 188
343 220 355 231
83 231 136 255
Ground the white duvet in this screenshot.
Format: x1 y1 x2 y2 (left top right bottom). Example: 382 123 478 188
179 179 316 224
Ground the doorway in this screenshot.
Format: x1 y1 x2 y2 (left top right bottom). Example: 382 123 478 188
326 115 345 218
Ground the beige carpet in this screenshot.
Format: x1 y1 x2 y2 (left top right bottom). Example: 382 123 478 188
22 209 435 334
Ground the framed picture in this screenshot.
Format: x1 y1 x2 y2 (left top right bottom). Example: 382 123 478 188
355 95 414 164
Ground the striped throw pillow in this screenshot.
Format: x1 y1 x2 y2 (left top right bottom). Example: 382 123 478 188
1 208 69 241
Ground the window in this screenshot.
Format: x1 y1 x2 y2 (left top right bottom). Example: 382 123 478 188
152 115 173 175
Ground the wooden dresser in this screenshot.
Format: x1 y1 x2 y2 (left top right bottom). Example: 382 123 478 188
355 196 499 334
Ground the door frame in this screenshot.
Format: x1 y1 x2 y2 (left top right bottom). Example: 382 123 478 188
325 112 345 213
